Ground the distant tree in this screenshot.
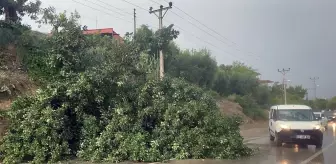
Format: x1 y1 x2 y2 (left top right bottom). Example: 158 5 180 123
314 98 328 109
254 85 271 107
287 85 307 99
168 48 217 88
212 68 229 96
327 97 336 110
133 24 179 57
223 61 259 77
0 0 41 22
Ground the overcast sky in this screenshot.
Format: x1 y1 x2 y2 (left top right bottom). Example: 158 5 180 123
22 0 336 99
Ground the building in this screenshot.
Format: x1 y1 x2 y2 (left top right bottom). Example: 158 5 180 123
256 75 274 85
258 79 274 84
82 28 123 43
48 27 124 44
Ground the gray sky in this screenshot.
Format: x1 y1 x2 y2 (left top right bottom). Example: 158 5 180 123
22 0 336 99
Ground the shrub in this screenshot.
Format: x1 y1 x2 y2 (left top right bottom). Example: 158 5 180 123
0 77 252 163
0 10 252 163
206 90 221 100
234 95 266 120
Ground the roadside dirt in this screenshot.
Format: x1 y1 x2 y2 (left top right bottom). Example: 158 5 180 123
216 99 268 140
0 50 37 138
217 99 254 124
240 121 268 139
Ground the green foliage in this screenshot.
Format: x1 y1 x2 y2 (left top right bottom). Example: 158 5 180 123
212 67 229 96
131 19 309 118
253 85 271 108
267 83 308 105
0 21 31 48
1 94 72 163
77 78 251 162
212 63 259 96
314 99 328 109
235 95 266 120
168 49 217 88
0 0 41 22
303 98 328 110
1 73 252 163
287 85 307 99
133 24 179 57
327 97 336 109
0 10 252 163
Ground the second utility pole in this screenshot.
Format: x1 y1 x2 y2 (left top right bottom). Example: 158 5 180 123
278 68 291 104
149 2 173 80
310 77 319 100
133 9 136 36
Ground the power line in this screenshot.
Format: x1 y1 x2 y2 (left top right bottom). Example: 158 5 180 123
150 0 260 63
120 0 149 12
153 1 237 53
149 0 161 5
71 0 133 24
95 0 133 16
88 0 249 63
172 24 247 62
145 1 248 62
160 0 260 58
159 13 248 62
83 0 131 19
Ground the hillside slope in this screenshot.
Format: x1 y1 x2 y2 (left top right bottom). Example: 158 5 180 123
217 99 254 124
0 50 36 137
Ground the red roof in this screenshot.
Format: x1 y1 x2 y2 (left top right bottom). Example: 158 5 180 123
82 28 124 43
82 28 114 35
48 28 124 43
258 79 274 84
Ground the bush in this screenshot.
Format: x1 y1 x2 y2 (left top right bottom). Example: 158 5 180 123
234 95 266 120
206 90 221 100
0 10 253 163
0 77 252 163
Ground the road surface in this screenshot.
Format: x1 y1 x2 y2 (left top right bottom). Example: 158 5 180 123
239 122 336 164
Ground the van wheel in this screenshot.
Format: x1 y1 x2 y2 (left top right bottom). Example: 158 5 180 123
274 133 282 147
299 144 307 148
315 139 323 149
270 134 275 141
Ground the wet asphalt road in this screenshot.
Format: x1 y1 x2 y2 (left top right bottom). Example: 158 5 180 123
240 122 336 164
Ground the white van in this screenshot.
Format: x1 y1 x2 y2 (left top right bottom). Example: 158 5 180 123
269 105 324 148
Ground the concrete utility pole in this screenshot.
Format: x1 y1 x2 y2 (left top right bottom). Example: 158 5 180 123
278 68 291 104
149 2 173 80
310 77 319 100
133 8 136 36
95 16 98 28
306 88 314 100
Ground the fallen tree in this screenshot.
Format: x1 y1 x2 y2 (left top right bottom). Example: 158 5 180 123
0 10 252 163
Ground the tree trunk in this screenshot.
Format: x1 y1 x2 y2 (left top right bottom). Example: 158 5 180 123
4 5 18 22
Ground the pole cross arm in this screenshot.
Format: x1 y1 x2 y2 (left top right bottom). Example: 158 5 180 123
149 6 172 14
